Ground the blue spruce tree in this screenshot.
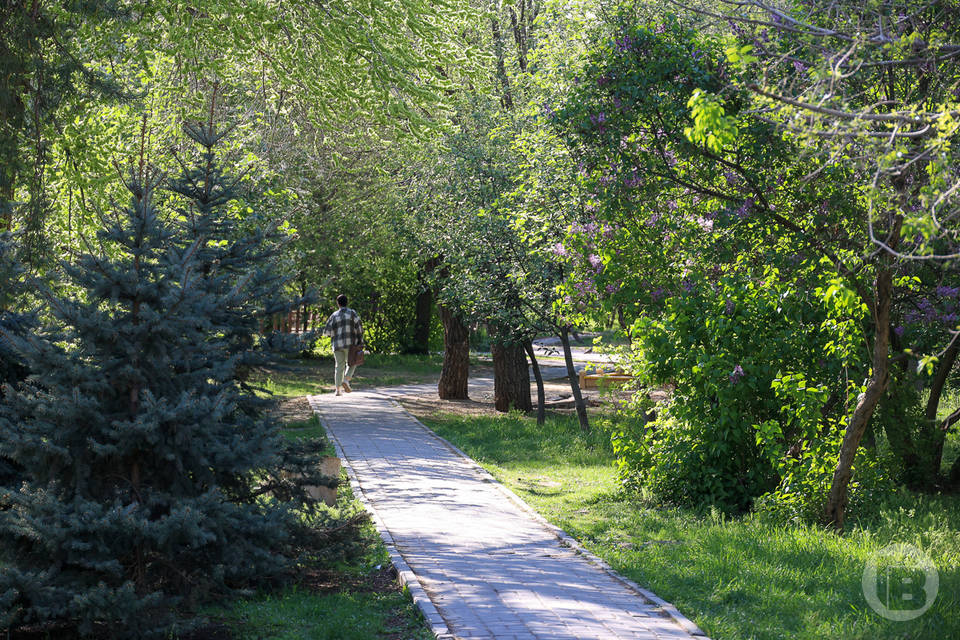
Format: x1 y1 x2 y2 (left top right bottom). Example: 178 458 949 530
0 121 332 638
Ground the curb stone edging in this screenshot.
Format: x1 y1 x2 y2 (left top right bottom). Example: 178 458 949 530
391 398 710 639
306 395 457 640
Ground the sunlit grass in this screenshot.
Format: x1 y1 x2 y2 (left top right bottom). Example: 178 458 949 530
421 411 960 640
225 587 429 640
209 479 430 640
251 353 448 399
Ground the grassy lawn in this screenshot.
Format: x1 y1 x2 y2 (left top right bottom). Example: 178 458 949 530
200 478 431 640
179 400 432 640
281 414 336 453
252 353 447 398
419 410 960 640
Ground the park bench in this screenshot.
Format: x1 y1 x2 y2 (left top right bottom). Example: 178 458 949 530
578 368 633 389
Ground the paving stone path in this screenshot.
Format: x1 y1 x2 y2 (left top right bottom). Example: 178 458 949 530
308 391 707 640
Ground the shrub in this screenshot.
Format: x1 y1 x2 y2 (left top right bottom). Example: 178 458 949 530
615 263 862 512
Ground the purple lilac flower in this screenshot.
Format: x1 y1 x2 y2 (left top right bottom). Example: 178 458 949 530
681 278 695 293
730 365 745 383
793 60 808 73
574 279 597 295
937 285 960 298
651 286 669 302
549 242 568 257
655 23 667 34
735 198 754 219
916 298 939 324
606 283 620 294
943 313 959 326
894 326 905 337
647 212 661 227
667 200 678 211
624 170 641 188
613 96 623 110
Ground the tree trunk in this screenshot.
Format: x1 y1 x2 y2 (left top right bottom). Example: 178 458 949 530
438 305 469 399
524 339 545 425
821 266 894 530
948 455 960 491
560 326 589 432
490 15 514 110
492 338 531 413
410 257 439 354
410 288 433 354
0 183 13 233
926 332 960 477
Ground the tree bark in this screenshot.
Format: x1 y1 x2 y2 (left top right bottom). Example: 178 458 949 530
508 4 528 72
490 15 514 110
949 455 960 491
492 338 531 413
438 304 469 399
560 326 589 432
524 339 546 425
0 183 13 233
409 257 439 354
410 288 433 354
926 332 960 476
821 266 894 530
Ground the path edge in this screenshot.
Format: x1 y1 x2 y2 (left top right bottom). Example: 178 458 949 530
306 395 457 640
393 399 710 639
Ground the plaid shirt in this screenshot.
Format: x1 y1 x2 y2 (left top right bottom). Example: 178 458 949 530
323 307 363 351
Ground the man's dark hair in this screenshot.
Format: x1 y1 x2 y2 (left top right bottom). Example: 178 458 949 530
336 294 348 307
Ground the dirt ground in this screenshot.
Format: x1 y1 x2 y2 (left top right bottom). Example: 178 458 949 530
274 365 635 423
274 395 314 423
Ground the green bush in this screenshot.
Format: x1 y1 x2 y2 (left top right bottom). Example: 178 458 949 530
615 262 864 512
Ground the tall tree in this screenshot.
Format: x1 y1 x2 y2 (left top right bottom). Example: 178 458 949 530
0 122 329 637
694 0 960 527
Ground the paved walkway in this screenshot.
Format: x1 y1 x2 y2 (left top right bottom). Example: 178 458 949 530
308 391 707 640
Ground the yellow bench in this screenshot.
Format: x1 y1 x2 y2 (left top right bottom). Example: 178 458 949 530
578 369 633 389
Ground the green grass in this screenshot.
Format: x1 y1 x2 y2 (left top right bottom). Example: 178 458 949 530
420 410 960 640
208 480 431 640
201 401 430 640
251 353 448 398
225 587 429 640
281 415 336 456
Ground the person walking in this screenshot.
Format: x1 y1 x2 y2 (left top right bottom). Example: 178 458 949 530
322 294 364 396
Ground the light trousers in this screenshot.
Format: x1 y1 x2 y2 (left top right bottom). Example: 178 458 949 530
333 348 357 387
